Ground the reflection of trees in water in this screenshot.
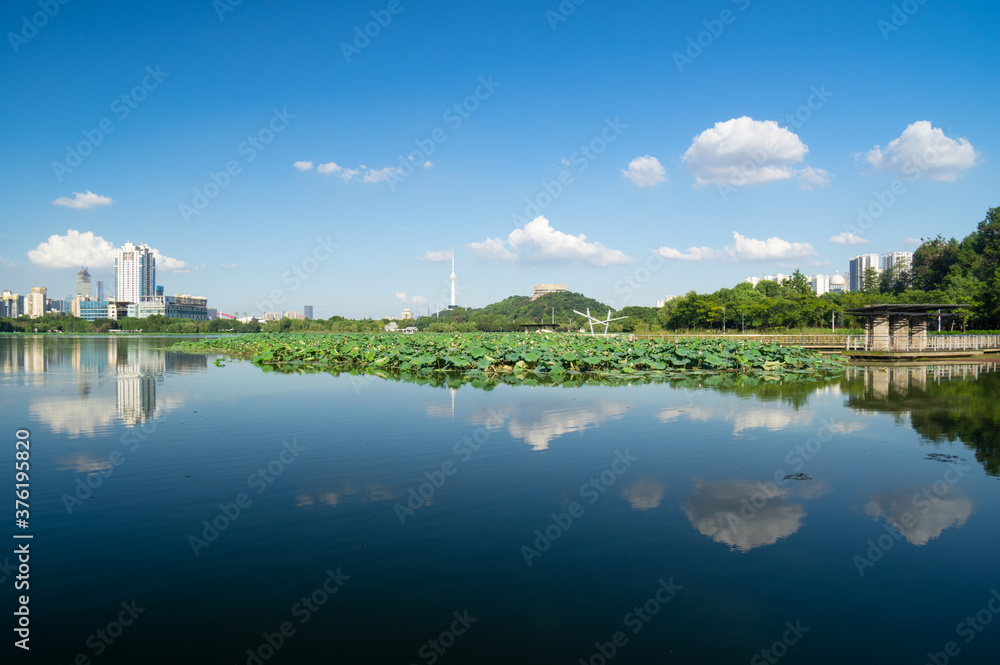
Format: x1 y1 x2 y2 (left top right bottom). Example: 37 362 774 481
842 363 1000 476
697 373 843 409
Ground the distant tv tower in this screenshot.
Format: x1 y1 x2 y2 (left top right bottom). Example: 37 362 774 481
450 246 456 309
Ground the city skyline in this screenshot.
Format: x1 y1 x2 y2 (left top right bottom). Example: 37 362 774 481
1 1 997 319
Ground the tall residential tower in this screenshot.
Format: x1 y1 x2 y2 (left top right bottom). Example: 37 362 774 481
115 242 156 304
848 253 880 292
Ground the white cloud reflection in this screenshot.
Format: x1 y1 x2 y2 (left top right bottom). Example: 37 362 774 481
684 479 806 552
863 486 972 546
471 401 629 451
623 478 666 511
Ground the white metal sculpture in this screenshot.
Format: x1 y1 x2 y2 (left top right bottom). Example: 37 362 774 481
573 308 627 336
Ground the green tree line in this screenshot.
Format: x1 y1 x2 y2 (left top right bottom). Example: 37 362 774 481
5 207 995 336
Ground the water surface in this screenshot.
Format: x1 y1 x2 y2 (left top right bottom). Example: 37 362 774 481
3 336 999 664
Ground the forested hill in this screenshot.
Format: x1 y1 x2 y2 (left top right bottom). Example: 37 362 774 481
476 291 611 324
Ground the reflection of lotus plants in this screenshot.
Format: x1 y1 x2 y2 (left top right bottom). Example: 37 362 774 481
175 333 845 388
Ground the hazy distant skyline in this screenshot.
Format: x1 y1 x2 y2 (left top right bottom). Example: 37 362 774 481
2 0 997 318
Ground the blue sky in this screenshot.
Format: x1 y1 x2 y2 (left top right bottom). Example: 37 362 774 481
2 0 997 318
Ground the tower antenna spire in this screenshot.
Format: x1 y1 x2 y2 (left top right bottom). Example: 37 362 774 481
450 246 456 309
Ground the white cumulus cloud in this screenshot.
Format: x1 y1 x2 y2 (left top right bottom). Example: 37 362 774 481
795 166 833 190
467 237 517 262
151 249 188 273
622 155 667 187
829 232 870 245
412 296 428 304
683 117 817 188
655 246 720 261
306 160 414 185
421 249 453 263
727 232 815 262
362 167 404 184
395 292 407 302
469 216 632 267
654 231 815 263
863 121 978 181
52 190 115 209
903 237 922 246
27 229 188 272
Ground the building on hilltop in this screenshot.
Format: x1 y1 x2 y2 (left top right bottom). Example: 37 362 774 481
115 242 156 304
531 283 568 301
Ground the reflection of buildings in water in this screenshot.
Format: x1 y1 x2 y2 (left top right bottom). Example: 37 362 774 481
623 478 666 511
424 387 457 421
0 337 48 380
117 373 158 425
849 363 1000 403
863 486 972 546
472 401 630 452
684 479 809 552
11 337 205 432
295 482 401 507
115 341 167 425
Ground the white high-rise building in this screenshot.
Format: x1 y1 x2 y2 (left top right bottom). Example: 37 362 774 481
881 251 913 273
849 254 880 292
744 274 789 287
26 287 47 318
115 242 156 304
810 274 830 296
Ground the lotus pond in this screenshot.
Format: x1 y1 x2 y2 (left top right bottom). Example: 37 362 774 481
173 333 846 386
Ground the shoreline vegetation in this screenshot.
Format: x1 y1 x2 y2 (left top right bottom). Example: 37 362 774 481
3 207 998 337
172 333 847 388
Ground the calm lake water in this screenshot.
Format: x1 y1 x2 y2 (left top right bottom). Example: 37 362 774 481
3 335 1000 664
